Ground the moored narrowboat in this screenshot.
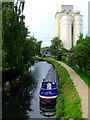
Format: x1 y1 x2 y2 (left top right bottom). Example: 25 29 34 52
39 81 58 101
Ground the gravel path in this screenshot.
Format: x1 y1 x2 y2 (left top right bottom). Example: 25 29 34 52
54 60 88 118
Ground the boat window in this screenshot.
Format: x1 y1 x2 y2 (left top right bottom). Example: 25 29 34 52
47 83 52 89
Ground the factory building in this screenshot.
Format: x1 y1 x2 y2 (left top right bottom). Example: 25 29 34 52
55 5 83 50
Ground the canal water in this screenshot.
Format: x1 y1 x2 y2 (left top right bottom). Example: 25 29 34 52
2 61 56 119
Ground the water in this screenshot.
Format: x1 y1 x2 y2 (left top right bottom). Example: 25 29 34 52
28 61 56 118
2 61 56 119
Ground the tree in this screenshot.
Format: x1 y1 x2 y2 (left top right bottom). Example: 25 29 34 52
23 37 37 68
76 33 84 44
50 37 63 60
68 47 76 65
61 48 69 61
35 41 42 56
23 37 42 68
2 1 27 71
74 36 90 73
68 34 90 74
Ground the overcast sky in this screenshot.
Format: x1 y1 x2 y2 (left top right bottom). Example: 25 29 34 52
23 0 89 47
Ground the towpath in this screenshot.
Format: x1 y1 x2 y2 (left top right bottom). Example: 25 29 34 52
53 59 89 118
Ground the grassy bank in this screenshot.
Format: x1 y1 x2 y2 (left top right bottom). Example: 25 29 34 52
46 57 89 87
60 61 90 87
44 58 82 118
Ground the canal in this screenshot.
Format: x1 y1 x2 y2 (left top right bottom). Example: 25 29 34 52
2 61 57 119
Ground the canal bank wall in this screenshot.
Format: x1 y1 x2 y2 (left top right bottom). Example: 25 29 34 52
44 58 82 118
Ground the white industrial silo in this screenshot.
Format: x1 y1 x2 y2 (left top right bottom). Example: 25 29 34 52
73 13 83 46
60 13 72 50
55 13 60 37
55 12 63 37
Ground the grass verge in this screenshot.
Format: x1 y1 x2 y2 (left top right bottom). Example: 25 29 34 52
61 61 90 87
44 58 82 118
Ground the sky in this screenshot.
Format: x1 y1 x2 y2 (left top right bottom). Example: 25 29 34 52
23 0 89 47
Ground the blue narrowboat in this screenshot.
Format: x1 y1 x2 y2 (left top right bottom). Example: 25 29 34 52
39 81 58 101
36 57 43 61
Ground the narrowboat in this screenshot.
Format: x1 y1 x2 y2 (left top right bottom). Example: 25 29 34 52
39 81 58 101
36 57 43 61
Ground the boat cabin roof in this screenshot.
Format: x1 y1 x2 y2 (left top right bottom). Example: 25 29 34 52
41 81 57 90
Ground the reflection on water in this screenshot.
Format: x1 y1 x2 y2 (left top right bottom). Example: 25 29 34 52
40 99 56 117
28 61 56 119
2 73 37 119
2 61 57 119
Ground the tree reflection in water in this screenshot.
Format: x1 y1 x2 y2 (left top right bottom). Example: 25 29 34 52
2 72 37 119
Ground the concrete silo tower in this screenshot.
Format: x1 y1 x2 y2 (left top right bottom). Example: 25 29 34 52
55 12 62 37
73 13 83 46
60 13 72 49
55 5 83 50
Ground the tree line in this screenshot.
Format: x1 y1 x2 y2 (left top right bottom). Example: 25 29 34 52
50 34 90 75
2 1 42 74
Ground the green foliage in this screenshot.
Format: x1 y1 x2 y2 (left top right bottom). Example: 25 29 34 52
61 48 69 61
2 49 9 70
56 80 64 118
75 41 89 71
44 58 82 118
35 41 42 56
50 37 69 61
42 54 46 57
61 61 90 87
23 37 37 64
68 47 76 65
50 37 63 60
61 56 66 61
2 2 27 71
76 33 84 44
2 1 42 73
68 35 90 74
23 37 42 68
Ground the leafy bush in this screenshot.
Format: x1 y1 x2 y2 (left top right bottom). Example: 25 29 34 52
68 35 90 74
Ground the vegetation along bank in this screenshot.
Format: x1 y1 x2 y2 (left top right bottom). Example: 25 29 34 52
1 2 42 85
60 61 90 87
44 58 82 118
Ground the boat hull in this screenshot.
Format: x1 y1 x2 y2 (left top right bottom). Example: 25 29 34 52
39 95 57 101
